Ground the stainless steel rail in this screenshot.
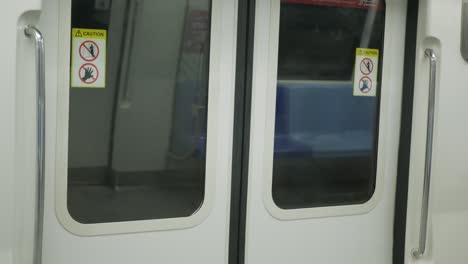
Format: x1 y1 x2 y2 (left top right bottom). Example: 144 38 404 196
24 25 45 264
461 1 468 61
118 0 141 107
412 49 437 259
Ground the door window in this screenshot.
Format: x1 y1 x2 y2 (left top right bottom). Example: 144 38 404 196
272 0 386 209
67 0 211 224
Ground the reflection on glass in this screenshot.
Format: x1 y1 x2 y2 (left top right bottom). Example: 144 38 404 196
273 1 386 209
68 0 211 223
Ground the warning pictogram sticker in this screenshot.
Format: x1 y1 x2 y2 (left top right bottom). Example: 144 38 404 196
359 76 373 94
75 30 83 37
360 58 374 75
353 48 379 97
79 63 99 85
79 41 100 62
71 28 107 88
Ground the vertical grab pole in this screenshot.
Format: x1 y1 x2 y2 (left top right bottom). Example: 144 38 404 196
412 49 437 259
118 0 141 108
24 25 45 264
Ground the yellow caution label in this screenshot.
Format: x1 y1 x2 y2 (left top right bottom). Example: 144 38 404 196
71 28 107 88
72 28 107 40
356 48 379 57
353 48 380 97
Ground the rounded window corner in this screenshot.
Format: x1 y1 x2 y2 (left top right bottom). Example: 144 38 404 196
55 198 88 237
263 190 291 220
362 184 378 204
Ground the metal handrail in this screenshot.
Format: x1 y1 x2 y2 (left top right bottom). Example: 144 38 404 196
412 49 437 259
118 0 141 108
24 26 45 264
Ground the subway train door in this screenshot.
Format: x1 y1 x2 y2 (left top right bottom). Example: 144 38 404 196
244 0 407 263
15 0 238 263
404 0 468 263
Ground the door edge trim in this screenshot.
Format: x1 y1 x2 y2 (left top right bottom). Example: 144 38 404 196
393 0 420 262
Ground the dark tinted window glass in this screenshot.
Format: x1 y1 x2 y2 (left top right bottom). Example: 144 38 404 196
68 0 211 223
273 0 386 209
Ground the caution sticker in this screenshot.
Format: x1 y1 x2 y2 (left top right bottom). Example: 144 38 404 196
71 28 107 88
353 48 379 97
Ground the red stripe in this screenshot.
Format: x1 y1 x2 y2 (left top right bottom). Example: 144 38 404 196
281 0 383 10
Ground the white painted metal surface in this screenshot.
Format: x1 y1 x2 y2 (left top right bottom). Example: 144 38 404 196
1 2 42 264
9 0 238 263
3 0 468 263
55 0 216 235
244 0 408 263
406 0 468 263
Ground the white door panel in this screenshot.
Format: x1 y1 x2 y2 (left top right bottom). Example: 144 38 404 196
6 3 45 264
13 0 238 263
2 2 42 264
406 0 468 263
245 0 407 263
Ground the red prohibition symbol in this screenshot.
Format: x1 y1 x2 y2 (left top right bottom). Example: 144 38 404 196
79 63 99 85
360 58 374 75
79 40 100 62
359 76 372 94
